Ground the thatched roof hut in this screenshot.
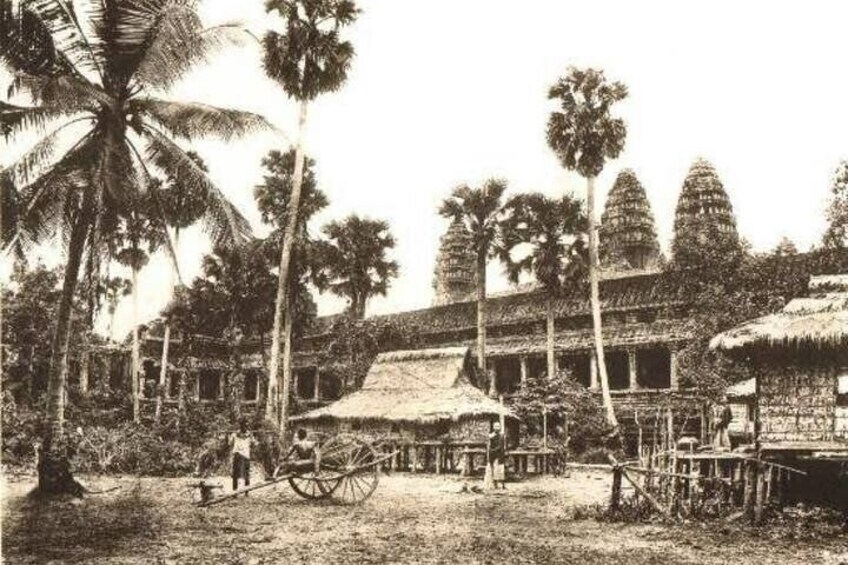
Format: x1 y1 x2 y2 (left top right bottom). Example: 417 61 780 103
710 274 848 351
292 347 515 424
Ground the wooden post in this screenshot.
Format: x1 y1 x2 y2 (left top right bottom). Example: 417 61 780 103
313 368 320 401
542 407 548 450
669 347 678 390
754 461 766 525
79 349 90 393
743 459 755 521
611 465 623 511
628 349 638 391
519 356 528 390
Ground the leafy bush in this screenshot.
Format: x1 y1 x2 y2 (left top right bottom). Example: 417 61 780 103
510 373 614 455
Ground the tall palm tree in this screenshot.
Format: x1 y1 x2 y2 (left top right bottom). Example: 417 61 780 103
546 67 628 431
315 214 399 319
155 150 208 422
262 0 358 430
254 148 327 426
0 0 271 494
499 192 587 382
439 180 506 395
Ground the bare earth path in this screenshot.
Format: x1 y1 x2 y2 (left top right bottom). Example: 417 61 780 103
3 470 846 564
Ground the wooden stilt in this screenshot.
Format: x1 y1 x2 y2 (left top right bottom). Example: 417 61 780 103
754 462 766 525
743 460 755 521
611 465 622 512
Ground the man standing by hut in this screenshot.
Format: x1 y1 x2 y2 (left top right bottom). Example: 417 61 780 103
713 395 733 451
485 421 506 490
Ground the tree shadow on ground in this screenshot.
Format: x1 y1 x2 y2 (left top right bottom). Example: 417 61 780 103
3 481 163 564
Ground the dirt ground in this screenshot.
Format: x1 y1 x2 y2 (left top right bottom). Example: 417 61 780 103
3 469 847 564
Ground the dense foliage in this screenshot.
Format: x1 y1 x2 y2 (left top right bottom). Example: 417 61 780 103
509 372 612 454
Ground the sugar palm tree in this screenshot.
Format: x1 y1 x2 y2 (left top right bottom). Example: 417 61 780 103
315 214 399 319
546 67 628 431
0 0 272 494
499 192 587 382
262 0 358 429
254 149 328 426
439 180 507 395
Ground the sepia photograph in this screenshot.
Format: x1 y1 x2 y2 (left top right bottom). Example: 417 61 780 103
1 0 848 563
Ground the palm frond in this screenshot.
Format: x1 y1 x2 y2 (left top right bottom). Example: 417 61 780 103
142 125 252 247
23 0 104 79
0 99 85 140
1 117 93 187
2 133 97 255
132 97 277 142
135 15 252 92
0 0 70 77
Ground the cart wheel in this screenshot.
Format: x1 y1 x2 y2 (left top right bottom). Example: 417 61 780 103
288 470 337 500
319 435 379 505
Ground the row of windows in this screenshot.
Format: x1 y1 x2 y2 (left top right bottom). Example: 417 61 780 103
492 348 673 394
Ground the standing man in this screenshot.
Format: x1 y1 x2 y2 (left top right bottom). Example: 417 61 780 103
485 421 506 490
230 418 253 493
713 395 733 451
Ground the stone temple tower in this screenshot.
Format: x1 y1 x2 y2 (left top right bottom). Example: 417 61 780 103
432 217 476 306
673 158 739 245
600 169 662 270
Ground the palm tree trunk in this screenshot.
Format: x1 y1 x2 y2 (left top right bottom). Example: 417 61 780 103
156 230 180 424
280 293 294 430
267 100 309 428
587 175 618 430
476 255 491 396
131 265 140 424
546 296 556 380
39 206 88 496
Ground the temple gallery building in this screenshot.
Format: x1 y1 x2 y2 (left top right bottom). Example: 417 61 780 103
88 159 847 442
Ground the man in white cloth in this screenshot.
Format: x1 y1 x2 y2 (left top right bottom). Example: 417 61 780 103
229 419 253 493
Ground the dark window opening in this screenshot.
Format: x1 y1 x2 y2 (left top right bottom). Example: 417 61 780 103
636 348 671 389
296 368 317 399
142 360 158 397
495 357 521 394
606 351 630 390
560 354 591 388
199 370 221 401
320 373 341 400
527 356 547 380
168 371 182 398
243 371 259 401
351 420 361 431
637 310 658 324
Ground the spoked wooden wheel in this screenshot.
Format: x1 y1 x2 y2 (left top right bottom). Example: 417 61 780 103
319 435 380 505
288 469 338 500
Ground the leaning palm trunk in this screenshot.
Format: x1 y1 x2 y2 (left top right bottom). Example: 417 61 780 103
476 255 490 395
131 265 141 424
546 296 556 380
40 207 89 495
587 176 618 430
267 100 309 433
280 293 294 428
156 230 180 423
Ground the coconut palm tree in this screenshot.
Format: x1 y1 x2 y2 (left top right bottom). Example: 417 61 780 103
499 192 587 382
0 0 272 494
315 214 399 319
254 148 327 426
546 67 628 431
439 180 507 395
262 0 359 429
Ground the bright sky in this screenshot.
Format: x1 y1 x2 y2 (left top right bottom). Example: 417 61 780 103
3 0 848 340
